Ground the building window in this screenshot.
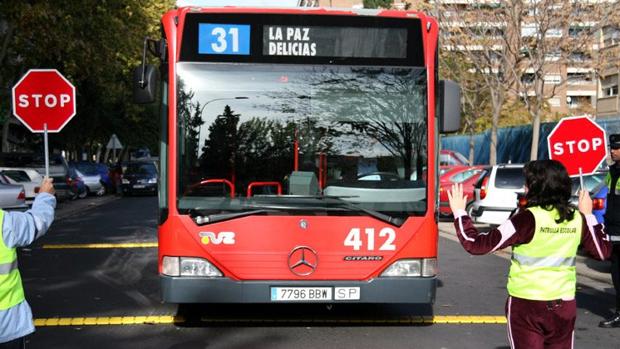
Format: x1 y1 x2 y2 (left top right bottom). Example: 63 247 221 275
567 96 591 109
567 72 592 85
546 28 563 38
544 51 561 61
544 75 561 84
603 26 620 47
605 85 619 97
521 73 535 84
548 98 561 107
521 24 538 37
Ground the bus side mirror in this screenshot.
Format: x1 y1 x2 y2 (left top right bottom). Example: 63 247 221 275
438 80 461 133
132 64 158 104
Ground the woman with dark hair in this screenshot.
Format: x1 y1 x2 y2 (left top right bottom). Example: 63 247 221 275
448 160 611 349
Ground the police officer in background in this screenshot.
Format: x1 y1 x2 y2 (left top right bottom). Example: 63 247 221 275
600 133 620 328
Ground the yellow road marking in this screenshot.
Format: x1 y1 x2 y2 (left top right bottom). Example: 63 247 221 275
42 242 158 249
33 315 507 327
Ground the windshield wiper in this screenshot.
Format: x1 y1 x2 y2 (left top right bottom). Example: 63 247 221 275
190 209 280 225
189 197 405 227
320 196 405 227
247 195 404 227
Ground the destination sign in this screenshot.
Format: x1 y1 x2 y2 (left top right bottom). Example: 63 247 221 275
263 26 407 59
180 13 424 66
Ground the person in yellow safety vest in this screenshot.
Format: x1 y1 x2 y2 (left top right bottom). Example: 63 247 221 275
0 178 55 349
448 160 611 349
599 133 620 328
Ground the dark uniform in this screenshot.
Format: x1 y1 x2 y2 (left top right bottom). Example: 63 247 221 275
600 133 620 328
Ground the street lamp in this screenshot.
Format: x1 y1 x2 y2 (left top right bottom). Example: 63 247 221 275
196 96 249 185
198 96 249 115
197 96 249 147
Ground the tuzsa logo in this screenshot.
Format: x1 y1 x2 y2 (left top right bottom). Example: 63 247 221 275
199 231 236 245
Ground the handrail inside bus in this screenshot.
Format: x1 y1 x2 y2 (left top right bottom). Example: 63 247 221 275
199 178 236 198
247 181 282 197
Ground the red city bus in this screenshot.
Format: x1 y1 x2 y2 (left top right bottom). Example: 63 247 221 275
133 3 460 305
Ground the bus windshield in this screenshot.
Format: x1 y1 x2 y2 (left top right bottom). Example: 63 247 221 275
177 63 428 217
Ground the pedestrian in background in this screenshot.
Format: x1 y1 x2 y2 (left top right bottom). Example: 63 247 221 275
448 160 611 348
0 178 56 349
599 133 620 328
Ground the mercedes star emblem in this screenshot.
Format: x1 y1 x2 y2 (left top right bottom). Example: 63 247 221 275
287 246 318 276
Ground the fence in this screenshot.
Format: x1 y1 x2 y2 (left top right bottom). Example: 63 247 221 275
441 116 620 165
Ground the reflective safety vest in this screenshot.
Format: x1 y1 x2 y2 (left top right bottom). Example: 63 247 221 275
507 206 582 301
606 172 620 196
0 210 25 310
605 170 620 237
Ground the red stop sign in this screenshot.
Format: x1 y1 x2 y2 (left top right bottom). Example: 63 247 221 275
547 116 608 177
12 69 76 133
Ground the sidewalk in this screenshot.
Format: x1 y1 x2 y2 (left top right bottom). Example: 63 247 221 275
438 222 614 293
55 194 120 221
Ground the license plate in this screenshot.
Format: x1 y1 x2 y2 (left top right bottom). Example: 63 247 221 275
270 287 332 301
334 287 361 300
133 184 145 188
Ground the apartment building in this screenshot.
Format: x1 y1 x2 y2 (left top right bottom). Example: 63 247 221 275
436 0 602 116
311 0 602 116
315 0 412 9
596 25 620 118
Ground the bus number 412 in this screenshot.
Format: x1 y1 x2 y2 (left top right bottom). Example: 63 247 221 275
344 227 396 251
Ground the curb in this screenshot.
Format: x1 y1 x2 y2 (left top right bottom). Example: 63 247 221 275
55 195 121 221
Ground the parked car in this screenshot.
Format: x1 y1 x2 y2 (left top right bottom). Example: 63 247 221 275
121 161 158 196
71 162 105 196
438 165 486 217
439 149 470 167
0 168 42 205
469 164 526 226
0 175 28 210
0 152 72 201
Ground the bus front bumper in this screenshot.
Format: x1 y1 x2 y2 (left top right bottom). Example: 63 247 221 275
161 276 436 304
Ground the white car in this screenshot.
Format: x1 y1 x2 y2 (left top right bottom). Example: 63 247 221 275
468 164 525 226
0 167 43 205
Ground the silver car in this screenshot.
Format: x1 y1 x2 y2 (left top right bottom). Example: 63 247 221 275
73 163 104 196
0 175 28 210
0 168 42 206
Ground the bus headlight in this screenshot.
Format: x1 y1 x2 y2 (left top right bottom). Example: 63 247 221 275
380 258 437 277
181 257 222 277
162 256 223 277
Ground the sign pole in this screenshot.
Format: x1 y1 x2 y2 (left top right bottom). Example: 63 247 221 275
579 167 584 192
44 123 49 178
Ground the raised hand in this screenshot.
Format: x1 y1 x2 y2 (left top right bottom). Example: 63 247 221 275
447 183 468 214
578 189 592 215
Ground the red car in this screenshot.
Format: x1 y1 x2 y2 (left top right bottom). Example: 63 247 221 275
438 165 485 217
439 149 469 167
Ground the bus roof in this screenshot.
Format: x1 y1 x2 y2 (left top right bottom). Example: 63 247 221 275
177 0 303 7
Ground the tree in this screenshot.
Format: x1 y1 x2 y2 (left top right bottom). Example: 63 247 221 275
0 1 173 156
363 0 394 9
435 1 523 165
515 0 619 160
313 68 428 180
440 52 492 164
201 105 241 180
